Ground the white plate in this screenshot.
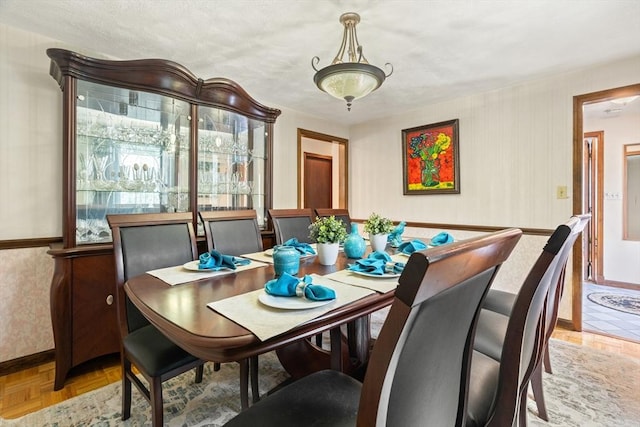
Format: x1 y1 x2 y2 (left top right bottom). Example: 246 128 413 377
258 292 334 310
349 269 401 278
182 260 231 272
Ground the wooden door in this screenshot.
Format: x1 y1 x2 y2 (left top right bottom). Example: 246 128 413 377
584 131 604 283
304 153 332 209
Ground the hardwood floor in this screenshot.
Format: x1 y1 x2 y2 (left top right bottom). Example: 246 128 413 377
1 327 639 420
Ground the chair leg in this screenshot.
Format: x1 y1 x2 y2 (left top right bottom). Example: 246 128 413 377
150 376 164 427
195 363 204 383
543 345 553 374
239 359 249 410
121 359 132 421
530 362 549 421
518 388 528 427
250 355 260 403
315 333 323 347
214 362 221 371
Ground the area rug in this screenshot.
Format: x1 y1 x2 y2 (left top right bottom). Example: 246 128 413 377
2 319 639 426
587 292 640 316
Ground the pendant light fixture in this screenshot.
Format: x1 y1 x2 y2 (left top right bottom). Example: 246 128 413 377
312 12 393 111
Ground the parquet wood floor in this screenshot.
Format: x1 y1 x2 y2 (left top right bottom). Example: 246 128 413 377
1 327 639 419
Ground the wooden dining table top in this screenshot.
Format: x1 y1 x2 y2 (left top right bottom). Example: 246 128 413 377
124 250 397 363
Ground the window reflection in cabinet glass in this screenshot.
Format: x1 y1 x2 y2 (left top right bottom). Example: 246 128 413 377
75 81 191 244
197 106 268 228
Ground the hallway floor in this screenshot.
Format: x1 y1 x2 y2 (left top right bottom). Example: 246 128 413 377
582 282 640 343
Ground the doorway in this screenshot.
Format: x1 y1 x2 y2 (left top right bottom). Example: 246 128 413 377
573 83 640 341
297 129 348 209
303 153 333 209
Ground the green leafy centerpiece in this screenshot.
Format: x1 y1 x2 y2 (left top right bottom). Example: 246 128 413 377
309 215 347 265
364 213 394 252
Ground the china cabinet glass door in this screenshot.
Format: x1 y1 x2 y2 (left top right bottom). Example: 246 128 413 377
197 105 268 228
75 81 191 244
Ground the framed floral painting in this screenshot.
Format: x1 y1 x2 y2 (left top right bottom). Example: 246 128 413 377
402 119 460 195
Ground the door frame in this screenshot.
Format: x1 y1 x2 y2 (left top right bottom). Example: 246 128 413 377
572 83 640 330
297 128 348 209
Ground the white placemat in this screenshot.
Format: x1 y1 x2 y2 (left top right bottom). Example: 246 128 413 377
322 253 406 293
207 274 375 341
322 269 399 293
146 259 269 286
239 250 275 264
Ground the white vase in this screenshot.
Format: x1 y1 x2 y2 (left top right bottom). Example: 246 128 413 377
317 242 340 265
369 233 388 252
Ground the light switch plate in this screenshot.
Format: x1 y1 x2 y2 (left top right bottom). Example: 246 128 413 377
556 186 568 199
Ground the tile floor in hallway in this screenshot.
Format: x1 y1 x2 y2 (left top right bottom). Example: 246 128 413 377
582 282 640 342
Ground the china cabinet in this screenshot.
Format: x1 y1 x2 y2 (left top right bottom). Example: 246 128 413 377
47 48 280 389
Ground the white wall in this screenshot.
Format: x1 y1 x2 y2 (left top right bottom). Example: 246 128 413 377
348 55 640 319
0 25 64 239
585 112 640 284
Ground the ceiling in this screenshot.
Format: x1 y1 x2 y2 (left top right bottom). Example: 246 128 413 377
1 0 639 125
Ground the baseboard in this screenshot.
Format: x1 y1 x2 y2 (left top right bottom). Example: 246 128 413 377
556 318 575 331
0 349 55 376
600 280 640 291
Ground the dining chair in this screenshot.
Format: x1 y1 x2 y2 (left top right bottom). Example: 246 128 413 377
268 208 315 244
473 214 590 423
314 208 353 234
222 227 523 427
199 209 262 404
107 212 206 427
199 209 264 256
466 215 589 427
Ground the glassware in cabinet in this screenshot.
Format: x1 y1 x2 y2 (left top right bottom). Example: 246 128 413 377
74 81 191 244
196 105 269 229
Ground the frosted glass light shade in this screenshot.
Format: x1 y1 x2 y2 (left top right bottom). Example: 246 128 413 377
314 63 386 108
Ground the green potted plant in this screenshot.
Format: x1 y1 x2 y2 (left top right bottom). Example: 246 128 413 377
308 215 347 265
364 212 394 252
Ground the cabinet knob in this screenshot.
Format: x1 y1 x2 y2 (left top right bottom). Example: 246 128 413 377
106 294 114 305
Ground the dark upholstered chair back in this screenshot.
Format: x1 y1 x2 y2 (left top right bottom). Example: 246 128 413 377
314 208 353 234
467 216 585 427
514 217 587 387
268 208 315 244
108 213 198 335
199 210 263 256
358 228 522 426
541 214 590 347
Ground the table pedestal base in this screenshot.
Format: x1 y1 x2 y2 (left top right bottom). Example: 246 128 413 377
276 316 371 379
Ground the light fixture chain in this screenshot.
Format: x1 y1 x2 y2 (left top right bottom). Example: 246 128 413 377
332 26 349 64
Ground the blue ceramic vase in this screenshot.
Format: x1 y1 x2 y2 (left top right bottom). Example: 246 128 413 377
343 225 366 259
272 245 301 277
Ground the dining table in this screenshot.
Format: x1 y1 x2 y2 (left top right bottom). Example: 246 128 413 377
124 245 410 381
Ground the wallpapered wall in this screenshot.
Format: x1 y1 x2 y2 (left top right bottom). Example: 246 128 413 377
343 58 640 320
1 22 638 362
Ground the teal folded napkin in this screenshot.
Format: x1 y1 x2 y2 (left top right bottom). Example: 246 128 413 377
264 273 336 301
198 250 251 270
283 238 317 255
430 232 454 246
397 239 428 255
348 251 405 275
387 221 406 247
